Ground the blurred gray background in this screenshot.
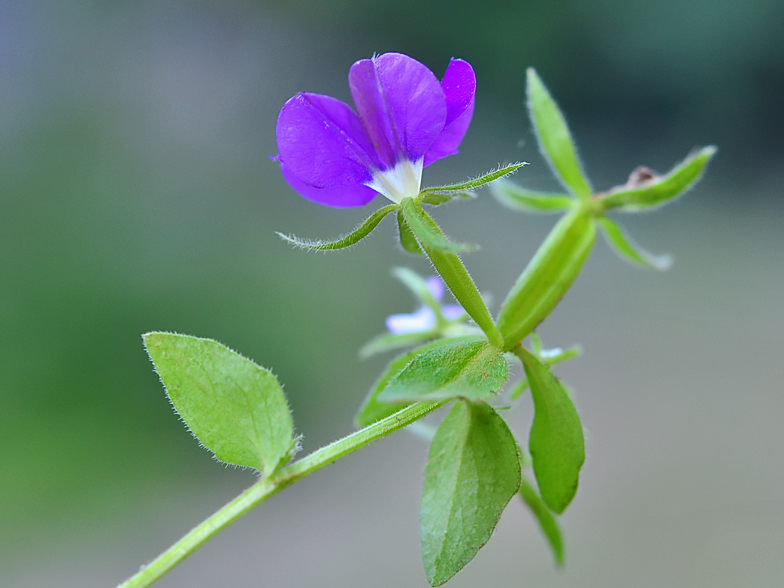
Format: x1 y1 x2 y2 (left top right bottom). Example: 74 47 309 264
1 1 782 586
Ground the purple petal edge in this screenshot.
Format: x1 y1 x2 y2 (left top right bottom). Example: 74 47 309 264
279 162 378 208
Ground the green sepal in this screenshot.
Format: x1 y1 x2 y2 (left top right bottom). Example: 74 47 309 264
143 332 295 477
497 210 596 350
597 216 672 270
421 400 521 586
378 337 508 403
519 477 564 567
398 210 425 255
490 179 574 213
597 146 717 211
527 68 592 199
401 198 475 253
518 347 585 514
276 204 398 251
419 162 527 202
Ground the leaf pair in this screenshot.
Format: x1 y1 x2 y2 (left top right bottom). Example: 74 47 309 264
143 332 296 477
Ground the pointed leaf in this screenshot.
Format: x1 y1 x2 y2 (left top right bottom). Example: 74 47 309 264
598 216 672 270
420 191 473 205
598 146 717 211
143 332 295 476
358 330 435 359
527 68 592 199
419 162 527 197
490 179 574 213
518 346 584 514
422 400 521 586
276 203 398 251
401 198 475 253
378 337 508 403
397 210 425 255
519 477 564 567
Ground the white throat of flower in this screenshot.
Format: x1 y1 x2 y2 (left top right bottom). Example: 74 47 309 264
367 157 424 204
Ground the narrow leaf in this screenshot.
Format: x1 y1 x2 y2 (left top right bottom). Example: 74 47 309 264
143 332 295 476
518 346 584 514
527 68 592 199
391 267 440 310
276 204 398 251
398 210 425 255
420 162 527 197
420 191 474 205
422 400 521 586
490 179 574 213
378 337 508 403
401 198 475 253
519 477 564 567
358 330 435 360
598 146 717 211
598 216 672 270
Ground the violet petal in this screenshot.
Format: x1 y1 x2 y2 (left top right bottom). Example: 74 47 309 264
424 59 476 167
442 305 467 321
279 163 378 208
386 306 437 334
276 93 380 190
349 53 447 170
426 276 445 302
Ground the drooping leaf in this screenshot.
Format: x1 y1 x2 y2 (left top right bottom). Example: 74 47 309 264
597 216 672 270
358 330 436 360
143 332 295 476
509 342 581 401
497 210 596 350
518 346 584 514
598 146 717 211
519 477 564 567
401 198 475 253
398 210 425 255
421 400 521 586
378 337 508 403
276 203 398 251
527 68 592 199
419 162 527 199
490 179 574 213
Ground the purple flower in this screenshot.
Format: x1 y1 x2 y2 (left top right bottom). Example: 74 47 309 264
275 53 476 208
386 276 466 335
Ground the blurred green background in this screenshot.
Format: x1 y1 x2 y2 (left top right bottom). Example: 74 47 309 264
1 1 782 586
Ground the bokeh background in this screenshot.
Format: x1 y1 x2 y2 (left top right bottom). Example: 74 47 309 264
2 1 783 586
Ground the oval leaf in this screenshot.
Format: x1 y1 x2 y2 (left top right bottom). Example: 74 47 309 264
518 346 584 514
143 332 295 476
527 68 592 199
378 337 508 403
421 400 521 586
519 477 564 567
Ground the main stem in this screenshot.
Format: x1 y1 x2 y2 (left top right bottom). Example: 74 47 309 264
118 400 445 588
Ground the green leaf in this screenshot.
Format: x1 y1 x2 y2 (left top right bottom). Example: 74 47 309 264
397 210 425 255
419 163 527 198
597 216 672 270
518 346 584 514
509 378 529 401
391 267 440 310
276 204 398 251
143 332 295 476
358 330 435 360
378 337 508 403
401 198 475 253
519 477 564 567
421 400 521 586
497 209 597 350
598 146 717 211
490 179 574 213
420 191 473 205
527 68 592 199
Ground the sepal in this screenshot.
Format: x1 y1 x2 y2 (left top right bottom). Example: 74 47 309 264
401 198 476 253
419 162 527 204
598 216 672 270
490 179 574 213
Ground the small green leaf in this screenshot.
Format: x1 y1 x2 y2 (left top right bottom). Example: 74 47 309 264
398 210 425 255
497 209 596 350
490 179 574 213
401 198 475 253
276 204 398 251
143 332 295 476
598 146 717 211
420 191 473 205
391 267 440 310
519 477 564 567
597 216 672 270
527 68 592 199
421 400 521 586
518 347 584 514
419 162 527 198
358 330 435 360
378 337 508 403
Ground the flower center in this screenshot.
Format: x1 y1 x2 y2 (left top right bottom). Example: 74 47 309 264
367 158 424 204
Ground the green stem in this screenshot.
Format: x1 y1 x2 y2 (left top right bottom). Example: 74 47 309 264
118 400 445 588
